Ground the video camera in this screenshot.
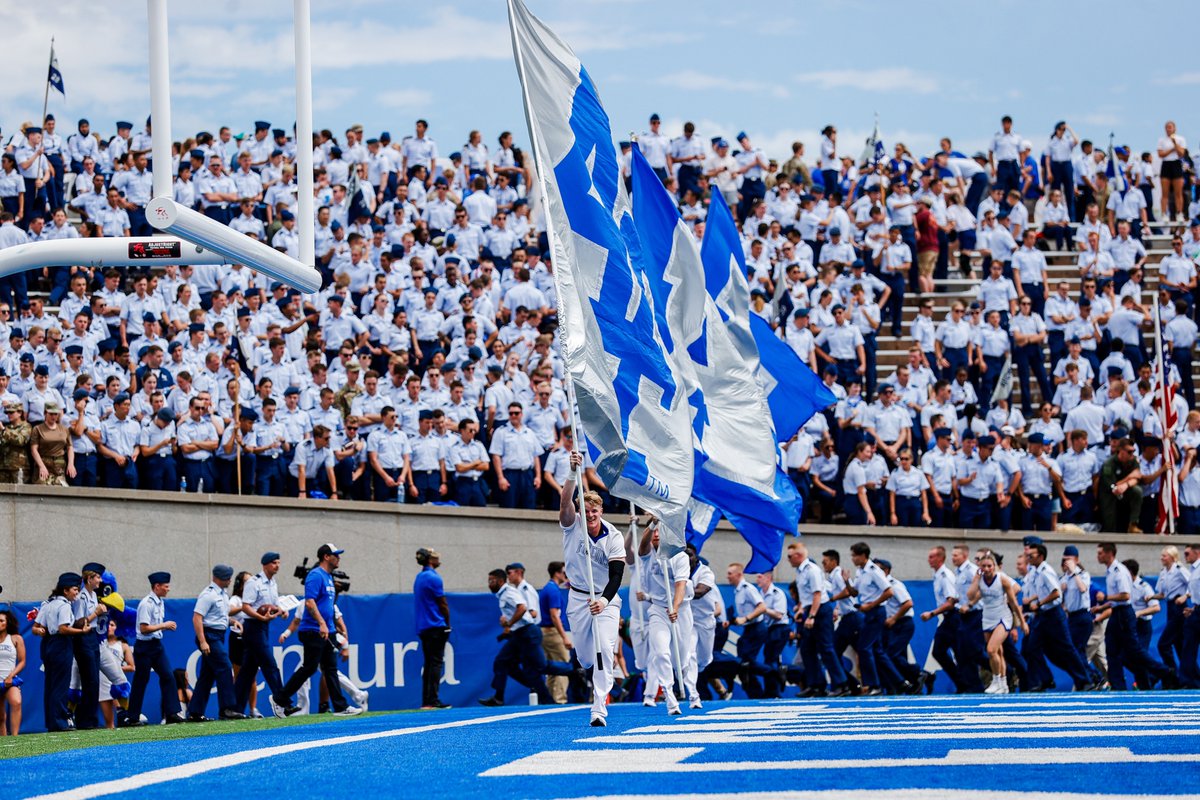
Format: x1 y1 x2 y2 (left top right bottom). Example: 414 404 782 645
293 558 351 595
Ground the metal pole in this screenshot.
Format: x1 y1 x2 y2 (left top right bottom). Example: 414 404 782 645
1152 298 1176 534
508 0 602 669
293 0 316 268
146 0 173 200
40 39 53 130
661 551 686 697
234 401 242 496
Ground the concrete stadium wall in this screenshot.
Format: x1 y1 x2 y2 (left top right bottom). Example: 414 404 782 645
0 485 1181 600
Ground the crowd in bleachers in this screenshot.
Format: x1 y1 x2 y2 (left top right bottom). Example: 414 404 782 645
1 113 1200 534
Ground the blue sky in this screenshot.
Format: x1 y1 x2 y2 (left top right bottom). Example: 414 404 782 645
7 0 1197 163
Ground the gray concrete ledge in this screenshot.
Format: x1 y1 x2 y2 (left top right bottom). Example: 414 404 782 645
0 485 1180 600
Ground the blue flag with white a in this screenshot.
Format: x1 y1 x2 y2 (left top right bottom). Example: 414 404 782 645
507 0 694 546
701 189 836 444
630 145 797 572
48 45 65 97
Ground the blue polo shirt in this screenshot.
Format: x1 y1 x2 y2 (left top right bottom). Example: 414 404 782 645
299 565 336 634
538 581 565 630
413 565 446 633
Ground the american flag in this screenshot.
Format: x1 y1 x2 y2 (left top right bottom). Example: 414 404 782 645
1156 377 1178 534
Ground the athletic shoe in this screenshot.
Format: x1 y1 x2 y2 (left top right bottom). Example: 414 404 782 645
861 687 884 697
359 692 369 713
590 715 607 727
479 696 504 707
689 697 703 710
984 677 1001 695
642 698 656 708
249 709 265 720
333 706 363 717
667 706 682 716
118 716 145 728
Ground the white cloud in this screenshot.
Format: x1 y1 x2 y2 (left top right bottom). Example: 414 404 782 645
1079 112 1121 128
1158 72 1200 86
655 70 789 99
377 90 435 110
794 68 942 95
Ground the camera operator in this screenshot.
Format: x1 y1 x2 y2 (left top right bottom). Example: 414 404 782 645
274 544 362 717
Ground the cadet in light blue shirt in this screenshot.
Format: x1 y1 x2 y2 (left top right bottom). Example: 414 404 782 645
1096 542 1172 690
124 571 184 726
848 543 906 694
37 572 86 731
186 565 241 720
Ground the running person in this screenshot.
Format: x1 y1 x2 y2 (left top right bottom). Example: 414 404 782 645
559 451 626 727
638 520 696 713
968 551 1028 694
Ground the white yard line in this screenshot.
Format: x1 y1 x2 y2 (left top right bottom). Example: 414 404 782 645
22 706 579 800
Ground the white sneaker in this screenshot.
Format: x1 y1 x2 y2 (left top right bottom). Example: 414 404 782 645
249 709 265 720
589 715 607 727
268 697 285 718
998 678 1010 694
358 692 369 713
689 697 703 709
667 705 682 716
333 705 363 717
984 677 1001 695
642 698 656 708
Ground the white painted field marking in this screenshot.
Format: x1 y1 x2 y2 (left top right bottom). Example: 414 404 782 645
554 790 1192 800
22 706 580 800
582 727 1200 744
487 745 1198 777
623 713 1200 734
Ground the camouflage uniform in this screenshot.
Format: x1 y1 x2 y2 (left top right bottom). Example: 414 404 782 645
0 410 31 484
334 363 364 420
31 402 69 486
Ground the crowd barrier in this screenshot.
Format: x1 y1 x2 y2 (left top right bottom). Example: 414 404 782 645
6 579 1172 733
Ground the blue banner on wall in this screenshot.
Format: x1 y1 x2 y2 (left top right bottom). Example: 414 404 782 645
4 579 1169 733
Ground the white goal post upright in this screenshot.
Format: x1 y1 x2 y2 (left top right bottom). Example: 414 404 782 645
0 0 322 294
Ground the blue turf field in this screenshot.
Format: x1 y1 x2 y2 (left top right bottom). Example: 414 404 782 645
8 692 1200 799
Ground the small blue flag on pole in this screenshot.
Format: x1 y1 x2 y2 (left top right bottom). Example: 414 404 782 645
48 43 65 97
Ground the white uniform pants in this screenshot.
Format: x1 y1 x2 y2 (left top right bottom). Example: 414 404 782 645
645 605 682 708
566 592 621 719
278 672 365 716
71 643 129 699
675 602 698 701
695 621 716 672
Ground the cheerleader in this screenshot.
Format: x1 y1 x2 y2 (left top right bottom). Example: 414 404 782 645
0 608 25 735
97 621 133 729
968 551 1028 694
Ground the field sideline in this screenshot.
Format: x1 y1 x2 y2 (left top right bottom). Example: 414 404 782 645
6 693 1200 799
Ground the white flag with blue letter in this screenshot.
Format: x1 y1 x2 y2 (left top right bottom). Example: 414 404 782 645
507 0 694 547
630 146 799 572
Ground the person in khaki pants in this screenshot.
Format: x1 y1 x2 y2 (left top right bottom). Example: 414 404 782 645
538 562 572 704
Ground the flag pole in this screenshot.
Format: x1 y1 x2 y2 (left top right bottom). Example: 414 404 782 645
41 38 54 127
234 400 243 495
507 0 602 671
661 548 686 698
1152 298 1176 534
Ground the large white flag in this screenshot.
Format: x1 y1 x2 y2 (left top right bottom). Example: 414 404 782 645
507 0 694 545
